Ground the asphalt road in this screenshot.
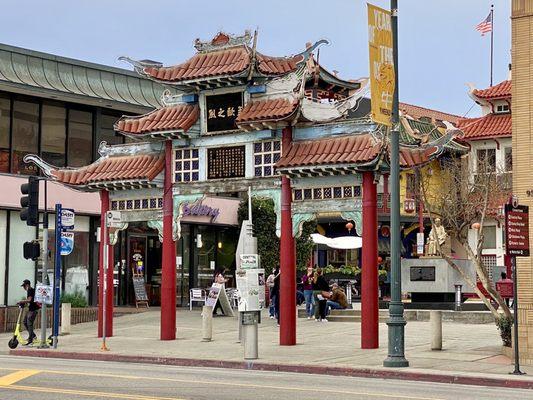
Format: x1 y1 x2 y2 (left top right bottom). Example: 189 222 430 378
0 355 530 400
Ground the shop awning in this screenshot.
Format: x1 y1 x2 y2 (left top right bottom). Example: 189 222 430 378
311 234 362 250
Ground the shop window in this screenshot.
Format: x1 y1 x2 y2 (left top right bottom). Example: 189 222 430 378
504 147 512 172
495 103 510 114
68 109 93 167
254 140 281 177
41 103 66 166
0 94 10 173
12 99 39 175
476 148 496 173
406 174 417 199
174 148 199 183
97 113 123 148
482 226 497 249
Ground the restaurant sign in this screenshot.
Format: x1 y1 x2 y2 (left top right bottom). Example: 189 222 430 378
505 202 530 257
182 200 220 221
205 92 243 133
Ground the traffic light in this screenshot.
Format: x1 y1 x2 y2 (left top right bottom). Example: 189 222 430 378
23 241 40 261
20 176 39 226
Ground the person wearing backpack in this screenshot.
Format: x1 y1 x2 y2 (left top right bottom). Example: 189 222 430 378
18 279 40 345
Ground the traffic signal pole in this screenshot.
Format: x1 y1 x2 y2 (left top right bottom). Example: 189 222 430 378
39 179 49 348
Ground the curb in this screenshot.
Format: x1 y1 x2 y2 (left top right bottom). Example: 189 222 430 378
9 349 533 390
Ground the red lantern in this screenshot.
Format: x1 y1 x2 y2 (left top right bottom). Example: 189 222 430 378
471 222 481 230
377 256 383 263
345 222 354 232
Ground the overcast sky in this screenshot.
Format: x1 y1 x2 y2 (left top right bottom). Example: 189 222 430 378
1 0 510 117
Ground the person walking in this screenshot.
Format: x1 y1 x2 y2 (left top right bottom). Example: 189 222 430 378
271 267 281 325
212 268 227 316
313 268 330 322
18 279 39 345
302 266 315 319
266 270 277 319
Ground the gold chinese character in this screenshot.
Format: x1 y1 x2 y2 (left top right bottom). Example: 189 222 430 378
227 106 235 117
237 106 243 115
217 108 225 118
208 109 216 119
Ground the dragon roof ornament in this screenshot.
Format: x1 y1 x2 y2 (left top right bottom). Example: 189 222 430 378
194 30 253 52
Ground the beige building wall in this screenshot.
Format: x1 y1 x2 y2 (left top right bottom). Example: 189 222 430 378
511 0 533 365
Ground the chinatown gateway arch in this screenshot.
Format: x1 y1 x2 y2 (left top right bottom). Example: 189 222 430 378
26 31 464 348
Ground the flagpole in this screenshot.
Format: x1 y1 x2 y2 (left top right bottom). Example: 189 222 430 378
490 4 494 86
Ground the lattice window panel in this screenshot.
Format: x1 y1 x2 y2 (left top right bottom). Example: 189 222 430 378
254 140 281 177
481 255 498 281
174 148 199 183
292 185 362 201
111 197 163 211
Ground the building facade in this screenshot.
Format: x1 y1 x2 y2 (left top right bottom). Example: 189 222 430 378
0 43 171 306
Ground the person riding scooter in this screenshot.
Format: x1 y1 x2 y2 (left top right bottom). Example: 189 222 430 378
18 279 40 345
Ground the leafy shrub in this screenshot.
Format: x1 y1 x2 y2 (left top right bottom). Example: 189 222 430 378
60 291 88 308
496 315 513 347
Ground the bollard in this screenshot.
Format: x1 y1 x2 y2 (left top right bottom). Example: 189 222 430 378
454 284 463 311
201 305 213 342
60 303 71 335
237 311 243 344
430 310 442 351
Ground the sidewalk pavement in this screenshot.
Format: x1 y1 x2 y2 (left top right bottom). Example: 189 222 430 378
4 308 533 389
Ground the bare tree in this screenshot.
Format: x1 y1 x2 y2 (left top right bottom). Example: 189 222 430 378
417 154 512 321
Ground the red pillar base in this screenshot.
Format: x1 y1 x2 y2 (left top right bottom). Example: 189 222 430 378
361 171 379 349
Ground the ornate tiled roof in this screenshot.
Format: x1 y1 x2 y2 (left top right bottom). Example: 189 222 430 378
472 80 511 100
115 104 199 138
236 98 299 128
51 153 164 189
457 113 511 140
399 146 439 168
276 134 381 171
399 102 461 125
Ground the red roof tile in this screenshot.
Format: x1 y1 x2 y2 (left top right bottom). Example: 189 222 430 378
144 47 250 82
256 53 303 75
473 80 511 100
236 98 299 123
52 153 164 186
275 134 381 169
399 102 461 125
141 47 301 83
457 113 511 140
116 104 199 134
399 146 439 168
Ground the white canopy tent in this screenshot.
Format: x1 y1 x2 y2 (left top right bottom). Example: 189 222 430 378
310 233 363 250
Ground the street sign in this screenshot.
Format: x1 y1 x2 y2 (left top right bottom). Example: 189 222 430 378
60 208 75 230
60 232 74 256
106 211 122 227
505 203 530 257
239 254 259 269
416 232 424 255
35 283 53 305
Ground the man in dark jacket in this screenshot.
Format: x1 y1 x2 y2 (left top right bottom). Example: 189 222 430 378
327 282 348 314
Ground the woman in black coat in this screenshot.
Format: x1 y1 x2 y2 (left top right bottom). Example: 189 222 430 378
313 268 330 322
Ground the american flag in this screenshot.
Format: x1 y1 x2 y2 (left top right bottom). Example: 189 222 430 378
476 12 493 35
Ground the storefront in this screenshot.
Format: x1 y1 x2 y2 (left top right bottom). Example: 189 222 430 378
109 196 240 307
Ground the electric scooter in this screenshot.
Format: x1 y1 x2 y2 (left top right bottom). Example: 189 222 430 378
8 304 54 349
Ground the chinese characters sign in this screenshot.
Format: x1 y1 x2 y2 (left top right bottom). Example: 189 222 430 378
205 92 243 133
368 3 394 126
505 203 530 256
207 146 245 179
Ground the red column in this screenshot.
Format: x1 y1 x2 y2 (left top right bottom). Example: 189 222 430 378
161 139 176 340
280 127 296 346
98 190 112 337
361 171 379 349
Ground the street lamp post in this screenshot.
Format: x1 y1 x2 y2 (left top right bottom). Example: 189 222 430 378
384 0 409 368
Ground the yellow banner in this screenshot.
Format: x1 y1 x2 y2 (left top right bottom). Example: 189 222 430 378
368 3 394 126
